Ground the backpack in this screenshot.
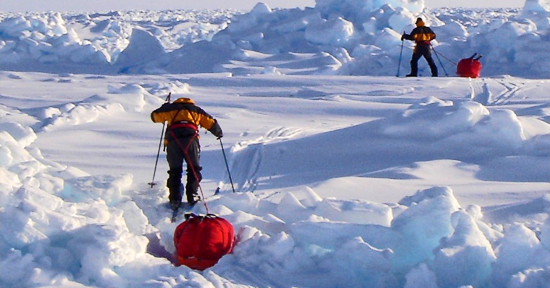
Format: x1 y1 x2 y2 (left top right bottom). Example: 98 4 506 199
174 213 235 270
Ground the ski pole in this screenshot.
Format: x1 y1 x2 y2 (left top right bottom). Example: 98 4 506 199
219 138 235 193
149 92 171 188
430 44 449 76
396 37 404 77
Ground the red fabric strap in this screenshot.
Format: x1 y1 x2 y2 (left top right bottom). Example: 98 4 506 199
170 122 198 131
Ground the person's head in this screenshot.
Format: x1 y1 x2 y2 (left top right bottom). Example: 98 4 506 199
415 18 425 27
175 97 195 105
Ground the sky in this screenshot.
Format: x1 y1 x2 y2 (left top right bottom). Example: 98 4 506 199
0 0 525 13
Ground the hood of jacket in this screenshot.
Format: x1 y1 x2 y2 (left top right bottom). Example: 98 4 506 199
174 98 195 105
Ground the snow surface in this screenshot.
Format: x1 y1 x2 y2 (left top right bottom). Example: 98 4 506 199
1 0 549 287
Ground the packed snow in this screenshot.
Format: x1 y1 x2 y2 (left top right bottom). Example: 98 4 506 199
1 0 549 287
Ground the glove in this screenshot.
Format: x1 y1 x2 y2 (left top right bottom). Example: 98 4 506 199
216 130 223 139
401 33 405 41
211 120 223 139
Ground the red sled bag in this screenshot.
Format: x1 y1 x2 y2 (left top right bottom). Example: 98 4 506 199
457 53 482 78
174 213 235 270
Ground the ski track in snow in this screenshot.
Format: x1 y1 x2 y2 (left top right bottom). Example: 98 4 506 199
493 79 525 106
231 142 264 193
469 78 527 107
469 78 491 106
229 127 305 193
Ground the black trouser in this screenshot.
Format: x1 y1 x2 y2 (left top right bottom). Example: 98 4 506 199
166 135 202 203
410 44 438 76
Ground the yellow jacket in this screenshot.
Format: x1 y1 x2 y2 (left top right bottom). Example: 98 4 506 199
403 19 436 46
151 98 223 143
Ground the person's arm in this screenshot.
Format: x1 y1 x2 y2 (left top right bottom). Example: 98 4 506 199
427 27 436 40
208 120 223 139
401 32 414 41
195 106 223 138
151 103 172 123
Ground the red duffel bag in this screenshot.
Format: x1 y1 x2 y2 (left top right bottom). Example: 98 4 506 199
173 213 235 270
457 53 482 78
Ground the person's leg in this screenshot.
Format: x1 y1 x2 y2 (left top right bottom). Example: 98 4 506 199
426 56 438 76
166 140 185 208
184 137 202 204
423 47 438 76
408 50 421 76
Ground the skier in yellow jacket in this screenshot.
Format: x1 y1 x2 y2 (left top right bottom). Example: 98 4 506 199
401 18 438 77
151 97 223 210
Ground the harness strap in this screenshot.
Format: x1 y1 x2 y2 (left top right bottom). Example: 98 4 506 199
170 121 198 131
169 130 209 214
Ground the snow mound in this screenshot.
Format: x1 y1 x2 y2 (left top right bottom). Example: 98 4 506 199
1 1 549 77
1 114 548 287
